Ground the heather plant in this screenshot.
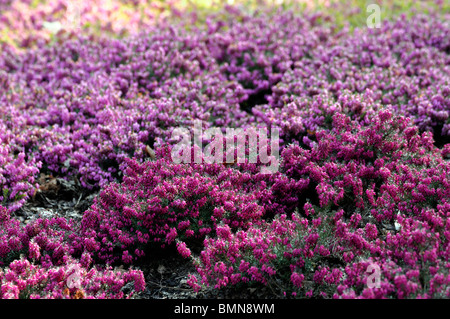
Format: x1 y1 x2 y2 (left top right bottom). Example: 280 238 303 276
284 110 450 219
188 204 450 298
0 122 41 211
186 212 346 298
75 146 271 264
0 205 146 298
0 0 177 49
1 204 81 267
187 109 450 298
335 216 450 298
0 24 253 190
201 8 336 108
0 257 145 299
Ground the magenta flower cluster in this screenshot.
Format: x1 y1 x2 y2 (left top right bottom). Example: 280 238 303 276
253 14 449 147
0 256 144 299
75 145 271 264
0 0 166 48
187 110 450 298
0 205 145 298
0 121 41 211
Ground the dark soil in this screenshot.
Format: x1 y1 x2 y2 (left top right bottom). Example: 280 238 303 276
15 174 274 299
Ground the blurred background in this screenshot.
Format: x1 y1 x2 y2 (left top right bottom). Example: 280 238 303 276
1 0 448 50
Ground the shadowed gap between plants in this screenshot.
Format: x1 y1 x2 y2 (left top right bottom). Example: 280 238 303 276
239 87 272 113
433 124 450 149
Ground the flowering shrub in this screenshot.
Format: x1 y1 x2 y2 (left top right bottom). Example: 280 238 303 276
187 213 344 298
282 110 450 218
75 146 272 264
254 14 449 147
0 205 145 298
0 257 145 299
0 122 41 211
1 8 448 198
187 110 450 298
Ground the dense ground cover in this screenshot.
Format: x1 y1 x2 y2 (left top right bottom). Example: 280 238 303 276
0 0 449 298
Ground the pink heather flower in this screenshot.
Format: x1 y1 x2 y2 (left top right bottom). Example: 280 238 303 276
122 251 133 264
16 279 27 291
365 223 378 240
185 229 195 237
343 252 354 263
124 270 146 293
216 224 232 240
165 227 178 244
261 264 276 276
313 267 329 285
349 213 362 228
291 272 304 288
325 268 342 285
177 220 190 230
84 237 99 252
303 202 315 216
441 144 450 158
176 241 191 259
199 227 211 236
404 127 418 140
306 233 319 245
1 284 19 299
239 260 250 273
406 269 420 280
187 276 202 292
214 262 228 274
318 245 330 256
80 252 93 268
378 110 393 123
28 241 40 260
224 201 234 211
312 217 322 227
230 273 241 284
0 206 9 223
